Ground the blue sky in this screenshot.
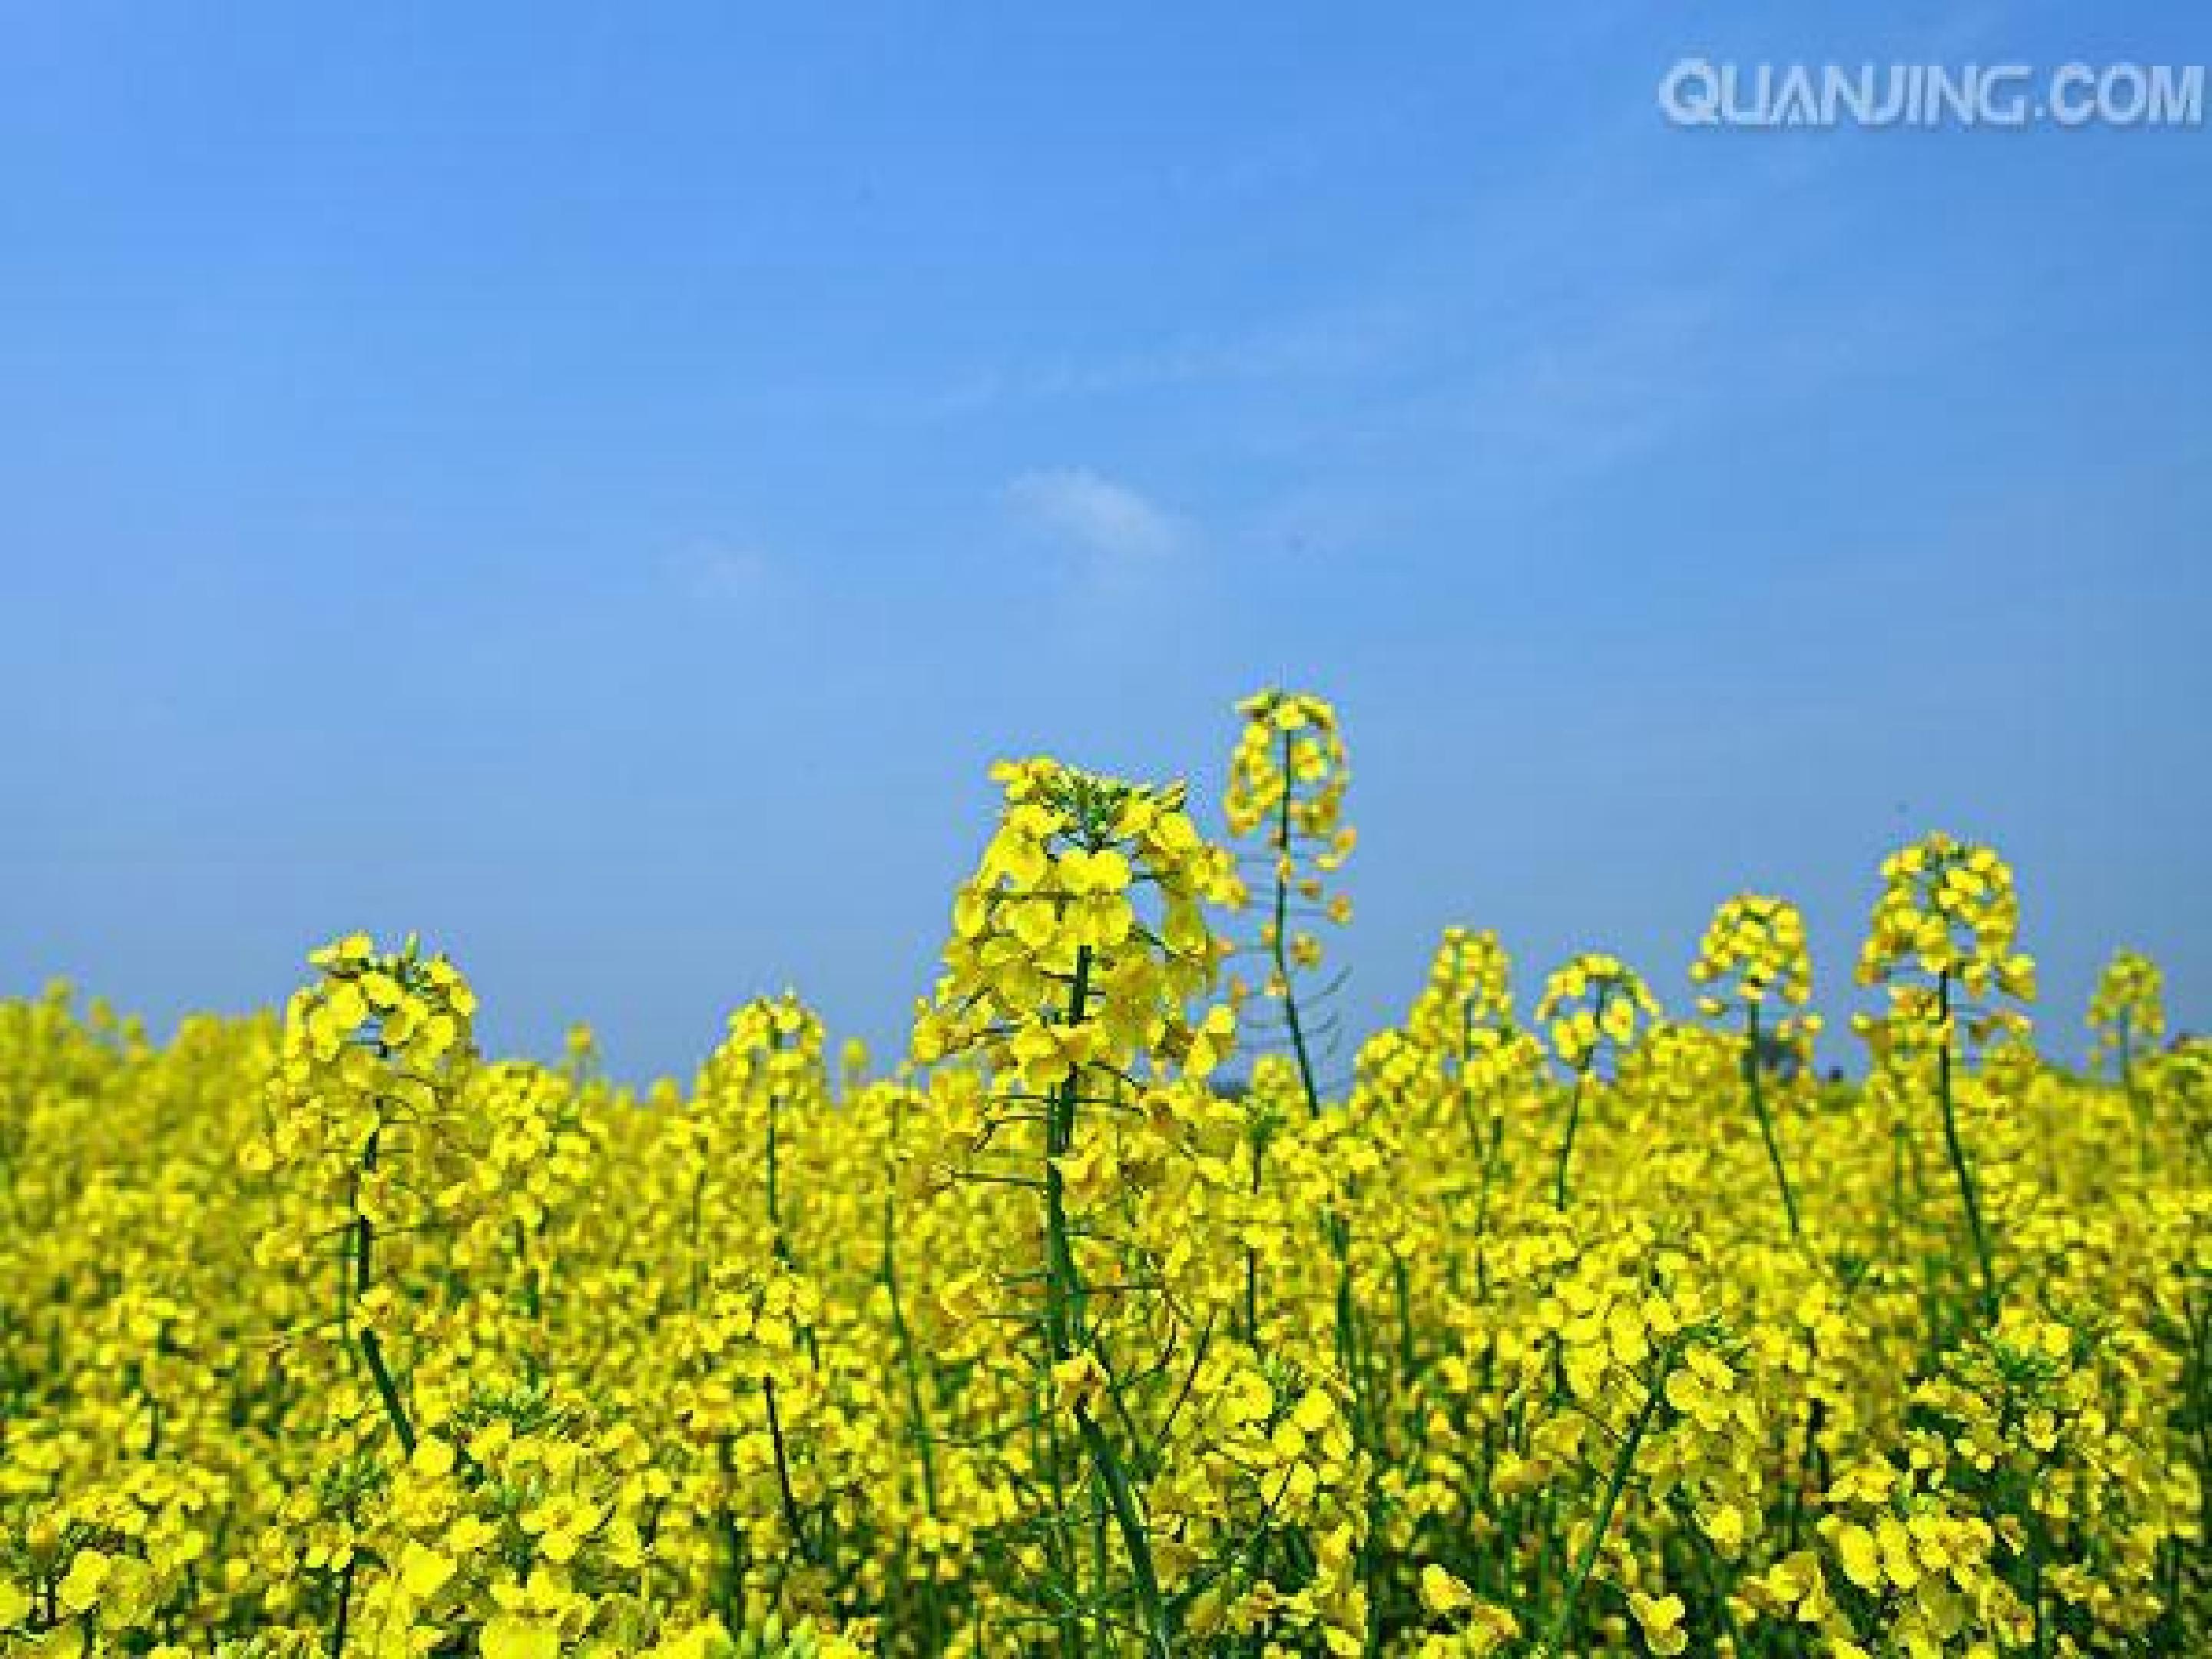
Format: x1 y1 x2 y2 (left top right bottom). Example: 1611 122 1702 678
4 2 2207 1081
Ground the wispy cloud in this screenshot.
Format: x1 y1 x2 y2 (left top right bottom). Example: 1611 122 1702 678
1004 468 1185 571
675 541 774 602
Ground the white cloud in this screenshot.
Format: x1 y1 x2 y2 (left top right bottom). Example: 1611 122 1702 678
678 542 773 601
1004 468 1184 569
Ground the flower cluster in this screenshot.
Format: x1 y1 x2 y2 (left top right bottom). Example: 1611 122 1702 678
1535 953 1660 1074
913 759 1238 1094
1224 690 1355 1005
2089 948 2166 1075
1857 833 2036 1005
1690 894 1817 1037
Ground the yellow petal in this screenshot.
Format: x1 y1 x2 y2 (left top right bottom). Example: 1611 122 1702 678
482 1615 561 1659
399 1542 455 1601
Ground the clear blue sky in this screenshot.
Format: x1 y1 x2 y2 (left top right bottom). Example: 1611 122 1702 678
5 3 2207 1081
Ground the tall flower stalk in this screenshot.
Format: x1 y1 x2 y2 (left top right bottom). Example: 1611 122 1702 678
914 759 1238 1657
1224 690 1356 1336
2090 949 2165 1172
1858 833 2036 1320
263 933 477 1455
1535 953 1658 1210
1692 895 1820 1241
255 933 478 1652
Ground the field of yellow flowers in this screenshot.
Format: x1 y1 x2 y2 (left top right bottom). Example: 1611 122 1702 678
3 691 2207 1659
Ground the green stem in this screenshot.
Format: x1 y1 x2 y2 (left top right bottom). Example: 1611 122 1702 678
882 1170 940 1515
1553 1071 1588 1211
349 1127 415 1457
1243 1119 1265 1341
688 1164 707 1312
762 1374 812 1564
1393 1254 1416 1373
1745 1005 1802 1240
1075 1403 1173 1659
1471 1107 1505 1300
1544 1345 1677 1652
766 1071 787 1263
357 1329 416 1459
328 1554 356 1658
1934 972 1998 1314
715 1435 746 1626
2119 1022 2147 1176
1270 731 1323 1118
1042 945 1174 1657
513 1219 541 1321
